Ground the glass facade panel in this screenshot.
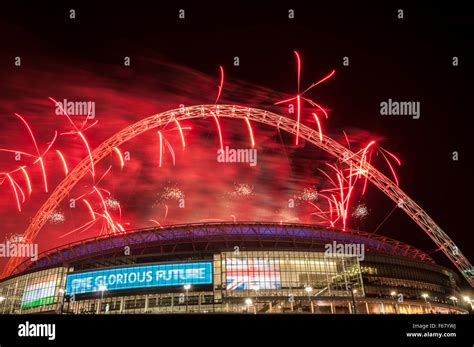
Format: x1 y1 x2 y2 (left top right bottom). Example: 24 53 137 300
0 267 67 314
0 250 464 314
220 250 364 298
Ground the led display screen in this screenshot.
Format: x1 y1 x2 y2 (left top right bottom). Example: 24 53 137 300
225 257 281 290
21 280 57 309
65 261 212 295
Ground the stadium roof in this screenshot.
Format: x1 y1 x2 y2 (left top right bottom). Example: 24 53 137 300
12 222 433 276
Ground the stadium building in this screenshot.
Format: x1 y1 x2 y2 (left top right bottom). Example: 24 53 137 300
0 222 469 314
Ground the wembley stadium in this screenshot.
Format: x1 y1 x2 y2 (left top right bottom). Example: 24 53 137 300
0 222 468 314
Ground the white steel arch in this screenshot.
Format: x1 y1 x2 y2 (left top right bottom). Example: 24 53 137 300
3 105 472 286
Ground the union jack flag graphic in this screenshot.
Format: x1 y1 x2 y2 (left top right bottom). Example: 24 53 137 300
225 257 281 290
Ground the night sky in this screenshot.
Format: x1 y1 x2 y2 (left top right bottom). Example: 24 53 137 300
0 3 472 285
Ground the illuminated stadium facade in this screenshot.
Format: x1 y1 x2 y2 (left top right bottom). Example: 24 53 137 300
0 223 468 314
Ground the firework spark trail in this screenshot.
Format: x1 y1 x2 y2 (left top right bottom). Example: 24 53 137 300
307 201 331 223
0 171 23 211
12 178 26 204
64 192 123 237
163 138 176 166
97 211 119 234
376 146 401 186
48 97 96 178
380 146 402 165
328 199 334 224
61 120 99 136
117 201 122 219
351 140 376 195
157 131 163 167
215 65 225 104
149 219 163 227
343 180 355 230
163 204 168 222
174 120 186 149
379 149 399 186
5 173 21 211
244 117 255 148
0 113 58 212
358 141 376 175
79 100 94 130
275 51 335 145
303 98 329 119
361 150 372 195
82 199 96 220
32 131 58 164
312 113 323 142
103 211 121 234
209 110 224 151
59 219 97 239
95 166 112 186
76 178 124 236
112 147 124 170
302 69 336 94
318 162 360 230
0 149 35 157
311 139 397 229
55 150 69 176
318 167 338 187
77 120 99 133
77 131 95 177
93 186 108 213
73 173 110 202
48 97 79 132
14 113 50 193
274 51 302 145
97 187 112 196
342 130 351 149
19 166 32 196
